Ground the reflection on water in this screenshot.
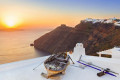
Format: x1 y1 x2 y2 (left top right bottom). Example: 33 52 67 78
0 29 52 64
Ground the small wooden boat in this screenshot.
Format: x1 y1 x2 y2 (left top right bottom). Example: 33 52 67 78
42 52 70 78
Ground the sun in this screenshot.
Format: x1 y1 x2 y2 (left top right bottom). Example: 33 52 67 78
4 16 18 28
5 19 16 28
2 15 22 28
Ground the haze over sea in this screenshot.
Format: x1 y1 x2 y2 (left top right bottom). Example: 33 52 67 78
0 29 51 64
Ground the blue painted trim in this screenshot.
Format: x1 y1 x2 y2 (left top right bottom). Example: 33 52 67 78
77 61 117 77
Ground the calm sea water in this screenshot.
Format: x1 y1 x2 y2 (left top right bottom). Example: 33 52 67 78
0 29 52 64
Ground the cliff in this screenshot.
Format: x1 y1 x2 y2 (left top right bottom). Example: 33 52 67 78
84 23 120 55
34 24 74 53
34 22 120 55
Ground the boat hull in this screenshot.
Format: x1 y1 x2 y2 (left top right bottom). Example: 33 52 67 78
45 61 70 78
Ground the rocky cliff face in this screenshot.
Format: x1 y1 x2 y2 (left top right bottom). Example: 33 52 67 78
34 25 74 53
84 23 120 55
34 22 120 55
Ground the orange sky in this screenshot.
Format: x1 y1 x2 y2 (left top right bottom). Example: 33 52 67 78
0 5 84 29
0 0 120 29
0 2 80 29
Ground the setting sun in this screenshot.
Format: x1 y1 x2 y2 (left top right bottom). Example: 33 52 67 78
1 14 22 28
5 19 16 28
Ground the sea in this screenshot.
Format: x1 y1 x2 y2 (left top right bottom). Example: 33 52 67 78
0 28 52 64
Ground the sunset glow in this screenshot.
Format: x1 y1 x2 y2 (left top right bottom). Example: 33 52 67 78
5 18 16 28
0 0 120 29
1 15 22 28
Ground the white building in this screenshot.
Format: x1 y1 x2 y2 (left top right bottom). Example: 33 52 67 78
97 47 120 59
114 21 120 26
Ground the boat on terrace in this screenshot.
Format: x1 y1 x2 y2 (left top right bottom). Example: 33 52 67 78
41 52 70 78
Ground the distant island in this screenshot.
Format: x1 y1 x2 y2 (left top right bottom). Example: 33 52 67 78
34 18 120 55
0 28 24 32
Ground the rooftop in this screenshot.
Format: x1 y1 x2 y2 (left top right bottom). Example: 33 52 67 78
0 43 120 80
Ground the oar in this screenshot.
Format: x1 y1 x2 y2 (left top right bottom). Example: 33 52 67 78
68 55 75 64
33 61 44 70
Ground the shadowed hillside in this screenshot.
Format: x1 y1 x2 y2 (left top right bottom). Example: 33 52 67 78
34 22 120 55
